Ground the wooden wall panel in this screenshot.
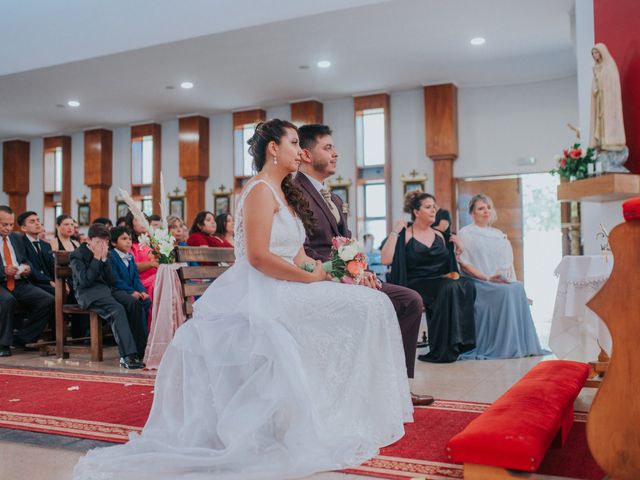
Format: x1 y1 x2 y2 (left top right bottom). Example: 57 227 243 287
3 140 30 217
179 116 210 223
232 110 266 129
424 84 458 160
43 136 71 214
433 159 455 214
84 129 112 219
291 100 323 125
131 123 161 215
354 93 390 113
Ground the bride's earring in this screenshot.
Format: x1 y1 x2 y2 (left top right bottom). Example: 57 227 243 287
273 156 278 165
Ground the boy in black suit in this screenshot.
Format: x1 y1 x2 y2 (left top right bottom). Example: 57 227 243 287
70 223 146 369
0 206 54 357
17 211 55 295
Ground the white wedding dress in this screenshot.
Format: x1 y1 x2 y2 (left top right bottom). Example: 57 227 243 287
74 179 412 480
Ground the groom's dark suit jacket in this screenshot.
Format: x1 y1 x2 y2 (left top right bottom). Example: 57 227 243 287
294 172 350 262
294 171 423 378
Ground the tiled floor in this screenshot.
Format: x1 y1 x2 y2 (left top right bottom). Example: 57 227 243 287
0 346 597 480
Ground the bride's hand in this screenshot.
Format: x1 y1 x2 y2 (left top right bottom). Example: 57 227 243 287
309 260 329 283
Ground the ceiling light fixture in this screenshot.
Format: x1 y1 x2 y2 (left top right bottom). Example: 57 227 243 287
180 81 194 89
67 100 80 107
317 60 331 69
470 37 486 46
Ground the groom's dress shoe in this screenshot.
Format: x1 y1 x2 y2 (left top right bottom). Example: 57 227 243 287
411 392 434 406
0 346 11 357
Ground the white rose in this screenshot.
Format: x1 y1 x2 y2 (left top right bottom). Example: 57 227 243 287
338 243 358 261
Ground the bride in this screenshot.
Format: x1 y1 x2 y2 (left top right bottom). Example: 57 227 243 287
74 119 413 480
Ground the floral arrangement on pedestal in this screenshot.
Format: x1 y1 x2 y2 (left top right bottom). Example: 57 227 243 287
119 173 176 264
550 144 596 181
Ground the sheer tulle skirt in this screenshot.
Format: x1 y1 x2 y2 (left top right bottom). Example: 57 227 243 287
74 259 412 480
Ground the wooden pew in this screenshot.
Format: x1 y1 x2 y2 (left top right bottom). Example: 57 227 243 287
175 246 235 319
51 251 104 361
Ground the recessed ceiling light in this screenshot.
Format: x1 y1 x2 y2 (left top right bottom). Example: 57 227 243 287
317 60 331 69
298 65 310 70
180 81 194 89
67 100 80 107
165 85 176 90
55 104 65 108
470 37 486 46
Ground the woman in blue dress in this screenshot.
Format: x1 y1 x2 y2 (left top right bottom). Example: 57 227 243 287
457 194 547 359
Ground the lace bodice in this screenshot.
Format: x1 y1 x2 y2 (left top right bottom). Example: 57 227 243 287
234 179 306 263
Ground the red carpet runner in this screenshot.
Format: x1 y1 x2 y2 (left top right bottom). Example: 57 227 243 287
0 367 603 479
0 367 154 442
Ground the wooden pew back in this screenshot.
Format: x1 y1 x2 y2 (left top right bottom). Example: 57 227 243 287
175 246 235 318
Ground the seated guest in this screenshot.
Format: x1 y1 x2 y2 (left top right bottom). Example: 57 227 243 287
93 217 113 230
0 206 54 357
70 223 146 369
381 191 476 363
431 209 459 273
186 210 219 247
108 227 151 336
167 215 188 246
72 219 82 243
211 213 234 248
124 212 158 302
457 194 547 359
50 214 80 251
116 216 127 228
147 215 162 230
17 211 54 295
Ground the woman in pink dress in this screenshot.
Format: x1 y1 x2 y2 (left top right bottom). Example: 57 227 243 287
211 213 234 248
125 212 158 325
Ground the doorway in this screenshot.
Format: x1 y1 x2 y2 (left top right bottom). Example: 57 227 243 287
455 173 561 348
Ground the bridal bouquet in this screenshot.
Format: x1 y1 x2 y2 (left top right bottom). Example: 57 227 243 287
302 236 368 284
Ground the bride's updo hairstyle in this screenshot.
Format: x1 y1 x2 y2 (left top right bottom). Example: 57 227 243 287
403 189 436 221
247 119 316 234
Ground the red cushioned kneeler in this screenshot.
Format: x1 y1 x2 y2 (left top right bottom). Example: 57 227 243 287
623 196 640 222
446 360 589 472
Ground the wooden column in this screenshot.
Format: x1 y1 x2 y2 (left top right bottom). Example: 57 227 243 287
131 123 162 215
291 100 324 125
84 129 112 220
233 109 266 129
43 136 71 214
2 140 30 216
424 83 458 213
179 116 209 224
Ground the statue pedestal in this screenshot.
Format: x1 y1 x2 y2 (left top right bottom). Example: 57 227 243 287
557 173 640 203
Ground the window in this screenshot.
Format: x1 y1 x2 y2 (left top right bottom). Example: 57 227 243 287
354 94 391 239
233 110 265 193
43 136 70 234
234 124 257 177
132 135 154 186
362 182 387 242
356 108 386 166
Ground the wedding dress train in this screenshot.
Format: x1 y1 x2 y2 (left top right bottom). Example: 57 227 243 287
74 179 412 480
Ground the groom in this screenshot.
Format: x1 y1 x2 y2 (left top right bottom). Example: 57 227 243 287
295 124 433 406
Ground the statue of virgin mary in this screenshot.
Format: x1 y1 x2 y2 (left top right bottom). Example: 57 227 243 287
589 43 629 172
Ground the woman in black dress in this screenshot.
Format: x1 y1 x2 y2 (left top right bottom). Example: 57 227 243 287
381 191 476 363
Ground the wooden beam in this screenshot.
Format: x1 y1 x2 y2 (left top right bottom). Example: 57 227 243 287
291 100 323 125
3 140 30 217
84 129 112 219
179 115 210 223
424 84 458 213
232 110 266 129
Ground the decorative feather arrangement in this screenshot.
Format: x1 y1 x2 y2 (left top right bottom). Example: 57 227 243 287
118 188 150 231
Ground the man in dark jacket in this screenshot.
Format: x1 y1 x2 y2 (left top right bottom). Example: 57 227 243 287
70 223 146 369
295 124 433 406
0 206 53 357
17 211 55 295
